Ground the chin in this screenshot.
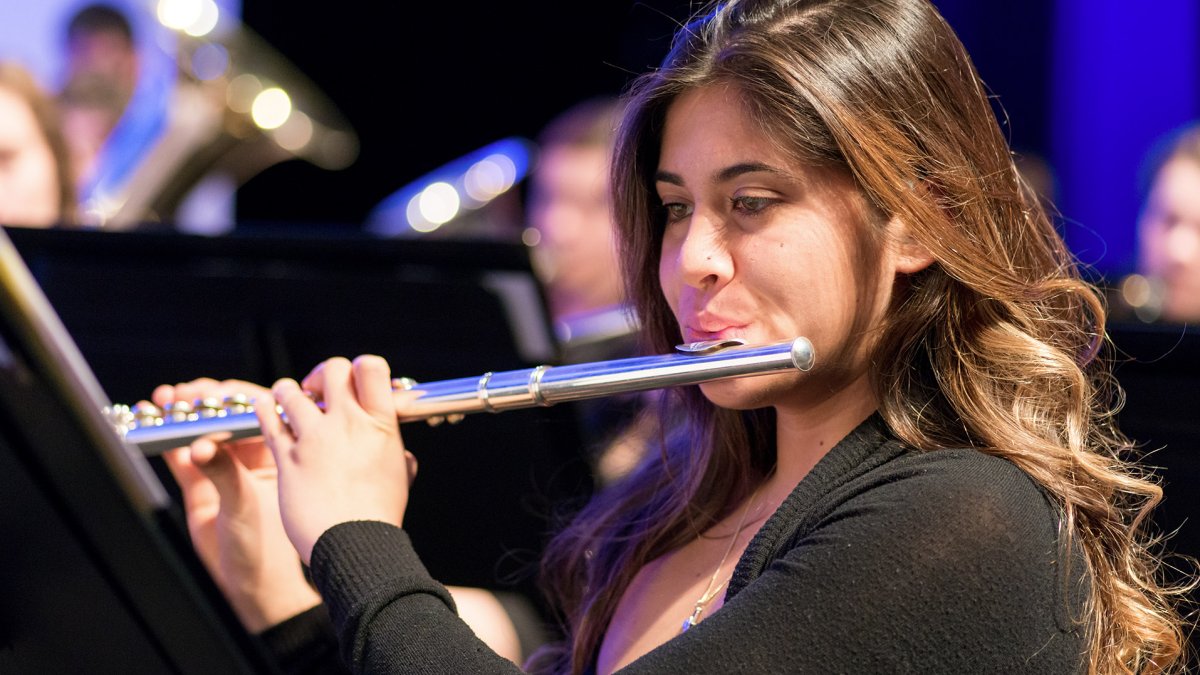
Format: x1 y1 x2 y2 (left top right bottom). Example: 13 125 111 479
697 372 800 411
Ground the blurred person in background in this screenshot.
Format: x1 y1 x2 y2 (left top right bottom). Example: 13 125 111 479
1112 123 1200 324
527 98 652 483
57 3 140 192
0 61 75 227
57 1 181 225
528 98 631 355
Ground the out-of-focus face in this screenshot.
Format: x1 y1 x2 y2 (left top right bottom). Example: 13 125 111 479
0 86 61 227
528 144 623 318
1139 157 1200 323
655 84 924 413
66 31 138 97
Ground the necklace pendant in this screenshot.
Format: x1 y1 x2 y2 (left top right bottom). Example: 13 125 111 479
681 604 705 633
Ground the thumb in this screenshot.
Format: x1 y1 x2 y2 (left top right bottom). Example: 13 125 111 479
189 437 253 512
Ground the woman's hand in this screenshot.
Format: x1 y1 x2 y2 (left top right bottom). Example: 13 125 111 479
260 355 419 566
153 379 322 632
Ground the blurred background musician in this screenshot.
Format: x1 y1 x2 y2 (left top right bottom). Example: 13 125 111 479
57 3 147 209
523 97 650 483
525 98 628 354
1111 123 1200 325
43 1 360 230
368 96 651 483
0 61 75 227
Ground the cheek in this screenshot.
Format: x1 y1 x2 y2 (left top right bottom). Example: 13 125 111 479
767 236 879 327
1166 226 1200 266
657 238 683 310
1139 219 1166 266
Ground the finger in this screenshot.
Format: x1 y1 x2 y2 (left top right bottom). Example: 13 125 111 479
167 439 229 501
219 379 270 397
303 357 353 411
271 378 323 437
256 387 293 463
169 378 221 405
151 384 176 408
161 446 221 514
162 445 206 492
154 378 265 413
299 360 323 398
226 436 276 471
351 355 394 417
187 437 252 507
391 388 424 419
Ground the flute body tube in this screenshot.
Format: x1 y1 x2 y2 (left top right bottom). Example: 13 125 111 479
111 337 814 456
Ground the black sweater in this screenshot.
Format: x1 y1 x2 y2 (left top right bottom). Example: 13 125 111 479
266 416 1088 673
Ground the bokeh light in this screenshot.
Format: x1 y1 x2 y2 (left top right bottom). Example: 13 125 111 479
226 73 262 113
417 182 460 226
251 87 292 130
184 0 220 37
156 0 202 31
274 111 313 152
189 43 228 81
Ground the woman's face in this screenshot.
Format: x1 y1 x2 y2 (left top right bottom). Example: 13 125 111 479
0 86 60 227
655 84 921 412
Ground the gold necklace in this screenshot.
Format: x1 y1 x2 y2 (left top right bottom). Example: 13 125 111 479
680 485 762 633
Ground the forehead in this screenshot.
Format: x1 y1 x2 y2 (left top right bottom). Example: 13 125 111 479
660 85 789 165
537 145 607 179
1150 159 1200 213
1155 158 1200 192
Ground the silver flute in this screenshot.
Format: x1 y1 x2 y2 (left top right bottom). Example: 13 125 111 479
108 337 814 456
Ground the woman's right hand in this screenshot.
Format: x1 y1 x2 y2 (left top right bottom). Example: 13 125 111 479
152 378 322 633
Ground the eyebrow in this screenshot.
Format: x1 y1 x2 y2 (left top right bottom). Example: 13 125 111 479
654 162 789 186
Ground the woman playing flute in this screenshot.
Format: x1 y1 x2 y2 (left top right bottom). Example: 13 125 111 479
156 0 1189 671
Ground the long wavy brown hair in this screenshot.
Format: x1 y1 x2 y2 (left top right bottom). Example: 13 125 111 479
535 1 1189 673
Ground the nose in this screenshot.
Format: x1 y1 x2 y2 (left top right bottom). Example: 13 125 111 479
674 211 734 290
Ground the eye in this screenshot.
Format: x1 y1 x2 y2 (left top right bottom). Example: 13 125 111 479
731 195 775 215
662 201 693 223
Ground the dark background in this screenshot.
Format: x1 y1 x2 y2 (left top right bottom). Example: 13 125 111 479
235 1 1054 227
237 0 699 226
231 0 1200 275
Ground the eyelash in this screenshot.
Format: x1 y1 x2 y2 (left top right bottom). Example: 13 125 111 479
731 196 774 214
662 202 691 223
659 195 777 226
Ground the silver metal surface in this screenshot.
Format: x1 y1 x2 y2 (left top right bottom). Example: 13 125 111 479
112 336 814 456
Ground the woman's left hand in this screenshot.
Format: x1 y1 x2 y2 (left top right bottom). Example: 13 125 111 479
259 354 419 565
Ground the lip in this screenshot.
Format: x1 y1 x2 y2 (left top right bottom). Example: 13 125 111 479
682 320 749 343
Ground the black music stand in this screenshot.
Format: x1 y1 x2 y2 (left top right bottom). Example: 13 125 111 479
6 226 591 611
0 227 275 674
